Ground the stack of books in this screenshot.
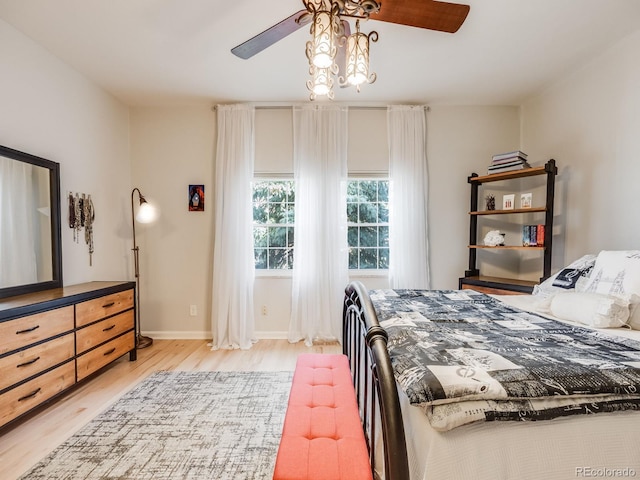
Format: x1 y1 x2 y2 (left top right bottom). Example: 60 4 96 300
522 224 545 246
488 151 530 174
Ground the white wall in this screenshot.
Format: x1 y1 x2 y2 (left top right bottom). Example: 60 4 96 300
0 19 131 286
129 106 216 337
427 106 522 285
521 29 640 268
131 105 519 338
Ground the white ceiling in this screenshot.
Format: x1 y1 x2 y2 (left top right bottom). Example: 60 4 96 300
0 0 639 107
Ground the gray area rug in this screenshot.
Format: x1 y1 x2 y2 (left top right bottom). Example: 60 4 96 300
21 371 293 480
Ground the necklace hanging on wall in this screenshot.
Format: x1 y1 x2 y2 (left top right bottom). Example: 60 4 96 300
67 191 96 265
84 194 95 266
73 193 82 242
68 192 76 232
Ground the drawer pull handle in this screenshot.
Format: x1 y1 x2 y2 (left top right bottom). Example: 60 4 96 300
102 302 116 308
102 325 116 332
17 356 41 368
18 387 41 402
103 347 116 356
16 325 40 335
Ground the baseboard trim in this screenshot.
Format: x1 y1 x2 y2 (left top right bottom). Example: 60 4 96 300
142 331 289 340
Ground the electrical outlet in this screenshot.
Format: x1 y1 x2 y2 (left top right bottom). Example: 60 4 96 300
190 305 197 316
261 305 267 316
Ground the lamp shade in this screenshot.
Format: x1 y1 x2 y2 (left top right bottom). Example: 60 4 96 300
135 201 158 224
344 23 377 92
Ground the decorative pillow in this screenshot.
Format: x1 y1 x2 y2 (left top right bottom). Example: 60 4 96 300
626 299 640 330
549 292 630 329
580 250 640 297
532 254 596 298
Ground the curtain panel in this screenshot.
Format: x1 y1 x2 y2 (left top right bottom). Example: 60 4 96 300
211 104 256 350
289 105 349 346
387 105 431 289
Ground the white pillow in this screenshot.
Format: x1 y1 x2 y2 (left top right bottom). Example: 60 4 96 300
579 250 640 330
580 250 640 296
627 299 640 330
549 292 630 329
532 254 596 298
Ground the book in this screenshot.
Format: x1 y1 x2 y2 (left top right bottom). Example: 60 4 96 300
488 159 527 170
491 155 528 165
522 225 530 246
536 224 545 246
522 225 537 246
487 162 531 174
492 150 528 162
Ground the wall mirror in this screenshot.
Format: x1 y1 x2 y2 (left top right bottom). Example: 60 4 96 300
0 144 62 299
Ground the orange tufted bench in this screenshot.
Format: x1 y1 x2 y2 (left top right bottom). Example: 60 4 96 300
273 353 373 480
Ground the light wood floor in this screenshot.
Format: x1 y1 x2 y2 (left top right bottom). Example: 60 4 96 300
0 339 341 480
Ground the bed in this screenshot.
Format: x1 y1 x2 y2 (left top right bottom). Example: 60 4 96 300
343 252 640 480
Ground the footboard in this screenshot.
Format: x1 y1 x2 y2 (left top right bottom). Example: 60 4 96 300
343 281 409 480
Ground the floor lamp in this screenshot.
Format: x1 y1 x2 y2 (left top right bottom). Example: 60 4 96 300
131 187 158 349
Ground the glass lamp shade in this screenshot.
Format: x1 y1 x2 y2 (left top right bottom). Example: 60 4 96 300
344 25 377 92
135 201 158 224
345 32 369 86
311 10 337 69
307 65 335 100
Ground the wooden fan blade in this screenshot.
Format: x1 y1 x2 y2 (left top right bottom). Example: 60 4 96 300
373 0 469 33
231 10 310 59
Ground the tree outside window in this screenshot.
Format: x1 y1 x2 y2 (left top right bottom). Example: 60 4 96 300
252 178 389 271
347 179 389 270
252 180 295 269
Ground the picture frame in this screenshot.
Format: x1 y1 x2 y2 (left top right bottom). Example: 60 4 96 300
502 194 515 210
520 192 532 209
188 185 205 211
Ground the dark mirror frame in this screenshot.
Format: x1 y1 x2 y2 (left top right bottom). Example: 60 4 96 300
0 145 63 299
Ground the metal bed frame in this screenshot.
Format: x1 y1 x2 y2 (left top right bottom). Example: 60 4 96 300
342 281 410 480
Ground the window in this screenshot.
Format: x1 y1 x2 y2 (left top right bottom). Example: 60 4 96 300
252 180 295 270
347 179 389 270
252 178 389 271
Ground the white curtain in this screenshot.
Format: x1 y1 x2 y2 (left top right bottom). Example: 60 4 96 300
211 104 256 350
388 105 431 289
0 157 38 287
289 105 349 346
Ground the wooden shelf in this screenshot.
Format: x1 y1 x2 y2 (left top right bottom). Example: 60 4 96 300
470 207 547 216
469 245 545 250
468 165 548 184
463 158 557 290
459 276 536 295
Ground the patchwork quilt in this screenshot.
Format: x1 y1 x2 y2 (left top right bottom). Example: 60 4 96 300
370 289 640 431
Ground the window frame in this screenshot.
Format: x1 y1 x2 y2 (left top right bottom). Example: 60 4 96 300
251 174 390 277
252 176 295 276
347 176 390 275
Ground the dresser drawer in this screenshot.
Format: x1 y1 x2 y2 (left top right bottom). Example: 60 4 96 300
76 310 134 354
76 289 134 327
0 333 75 392
0 361 75 428
0 306 74 356
76 331 135 381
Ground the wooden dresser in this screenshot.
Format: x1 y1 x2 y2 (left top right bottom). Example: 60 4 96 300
0 281 136 429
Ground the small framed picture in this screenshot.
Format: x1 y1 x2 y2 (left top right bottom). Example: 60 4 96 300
189 185 205 211
520 193 532 209
502 194 515 210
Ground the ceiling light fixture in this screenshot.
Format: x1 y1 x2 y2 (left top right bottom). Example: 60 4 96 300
303 0 379 100
342 19 377 91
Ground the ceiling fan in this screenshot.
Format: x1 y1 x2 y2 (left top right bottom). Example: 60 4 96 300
231 0 470 60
